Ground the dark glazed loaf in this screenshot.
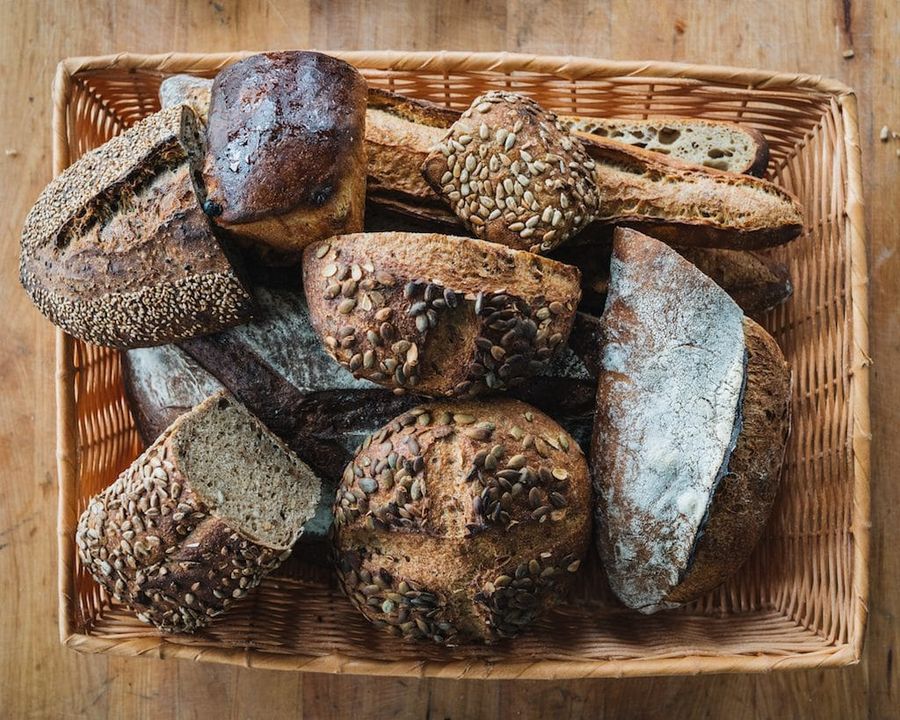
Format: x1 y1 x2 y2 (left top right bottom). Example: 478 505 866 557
201 52 368 260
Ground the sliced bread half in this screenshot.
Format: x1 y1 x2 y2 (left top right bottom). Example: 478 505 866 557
75 392 322 632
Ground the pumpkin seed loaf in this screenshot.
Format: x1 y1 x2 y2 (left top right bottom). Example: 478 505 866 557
19 105 254 348
591 228 790 613
421 92 600 254
575 132 803 249
75 392 322 633
159 74 213 123
302 232 582 398
333 398 592 645
200 52 368 261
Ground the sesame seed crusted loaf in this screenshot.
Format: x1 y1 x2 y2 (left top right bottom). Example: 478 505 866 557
562 116 769 176
19 105 254 349
75 392 322 633
333 398 592 645
200 52 368 261
591 228 790 613
302 232 582 398
159 74 213 124
421 92 600 254
575 132 804 250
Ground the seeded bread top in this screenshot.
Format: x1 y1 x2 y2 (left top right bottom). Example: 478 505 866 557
591 228 747 612
421 92 600 254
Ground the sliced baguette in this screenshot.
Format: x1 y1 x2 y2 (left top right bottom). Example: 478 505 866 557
75 392 322 632
590 228 790 613
575 132 803 249
562 116 768 176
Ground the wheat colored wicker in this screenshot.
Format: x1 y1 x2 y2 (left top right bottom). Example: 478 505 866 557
54 51 870 680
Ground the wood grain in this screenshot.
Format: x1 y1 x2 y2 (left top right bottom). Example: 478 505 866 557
0 0 894 717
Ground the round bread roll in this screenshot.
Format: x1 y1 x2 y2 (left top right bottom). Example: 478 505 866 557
332 398 592 645
302 231 581 398
201 51 367 260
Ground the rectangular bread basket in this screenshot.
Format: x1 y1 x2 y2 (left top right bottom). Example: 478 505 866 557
55 51 870 679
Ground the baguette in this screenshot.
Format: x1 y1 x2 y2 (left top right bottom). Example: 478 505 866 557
19 106 254 348
76 392 322 632
591 228 790 612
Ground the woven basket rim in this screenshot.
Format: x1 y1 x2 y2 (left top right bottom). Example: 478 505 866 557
52 50 871 680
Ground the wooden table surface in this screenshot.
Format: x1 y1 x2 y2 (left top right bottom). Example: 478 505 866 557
1 1 895 718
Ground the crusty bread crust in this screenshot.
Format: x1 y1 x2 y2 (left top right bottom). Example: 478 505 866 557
576 132 803 249
302 232 581 398
19 105 254 348
75 393 320 633
666 317 790 604
333 398 592 644
201 52 368 257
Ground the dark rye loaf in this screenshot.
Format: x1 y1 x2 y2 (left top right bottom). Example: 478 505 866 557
591 228 790 613
302 232 582 398
19 106 254 348
333 398 592 645
201 52 368 261
76 392 322 633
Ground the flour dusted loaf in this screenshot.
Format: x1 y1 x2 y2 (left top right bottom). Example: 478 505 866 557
576 133 803 249
19 106 254 348
159 74 213 123
333 398 591 644
302 232 581 398
591 228 790 613
76 392 322 633
421 92 600 254
201 52 368 260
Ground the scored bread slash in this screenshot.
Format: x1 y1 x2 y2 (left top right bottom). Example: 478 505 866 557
590 228 790 613
421 91 600 254
75 392 322 633
332 398 591 645
302 231 582 398
19 105 254 349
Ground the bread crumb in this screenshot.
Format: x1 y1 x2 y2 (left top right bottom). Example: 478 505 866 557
842 49 855 59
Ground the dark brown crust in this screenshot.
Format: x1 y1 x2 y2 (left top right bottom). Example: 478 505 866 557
302 232 581 398
576 132 803 249
202 52 367 255
332 398 592 644
665 318 791 604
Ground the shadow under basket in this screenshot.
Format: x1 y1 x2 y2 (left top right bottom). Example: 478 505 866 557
55 51 870 680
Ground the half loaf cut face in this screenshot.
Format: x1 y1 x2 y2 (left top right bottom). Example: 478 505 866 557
75 392 322 633
19 105 254 348
421 92 600 254
591 228 789 613
332 398 592 644
302 232 582 398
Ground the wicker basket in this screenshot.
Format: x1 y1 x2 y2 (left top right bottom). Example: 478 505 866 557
55 51 870 679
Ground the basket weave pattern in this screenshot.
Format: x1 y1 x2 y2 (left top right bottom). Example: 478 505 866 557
54 52 869 679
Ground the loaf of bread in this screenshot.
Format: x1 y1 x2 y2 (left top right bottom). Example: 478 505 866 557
201 52 368 260
75 392 322 632
159 74 213 123
19 106 254 348
591 228 790 613
421 92 600 254
333 398 591 644
563 116 769 176
302 232 581 398
576 133 803 249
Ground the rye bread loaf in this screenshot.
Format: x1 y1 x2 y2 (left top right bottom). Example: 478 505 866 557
333 398 592 645
563 116 769 176
575 132 803 249
590 228 790 613
421 92 600 254
200 52 368 260
159 75 213 123
75 392 322 632
19 105 254 348
302 232 581 398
